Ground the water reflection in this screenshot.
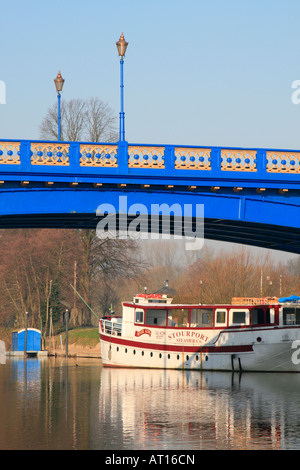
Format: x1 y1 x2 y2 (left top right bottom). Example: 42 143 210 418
99 368 300 450
0 357 102 450
1 358 300 449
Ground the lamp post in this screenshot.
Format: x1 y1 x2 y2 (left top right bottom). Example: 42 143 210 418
65 309 69 358
54 70 65 141
116 33 128 142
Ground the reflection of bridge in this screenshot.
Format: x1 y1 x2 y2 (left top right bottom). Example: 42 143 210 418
1 138 300 253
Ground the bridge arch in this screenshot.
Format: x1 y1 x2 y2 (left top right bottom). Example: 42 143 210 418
0 184 299 254
0 138 299 253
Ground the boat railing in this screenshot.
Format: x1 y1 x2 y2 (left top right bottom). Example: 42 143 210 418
101 319 122 336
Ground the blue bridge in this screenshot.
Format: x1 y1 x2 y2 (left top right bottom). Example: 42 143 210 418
0 138 300 253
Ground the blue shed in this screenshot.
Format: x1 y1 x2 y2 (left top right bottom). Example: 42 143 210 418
12 328 41 352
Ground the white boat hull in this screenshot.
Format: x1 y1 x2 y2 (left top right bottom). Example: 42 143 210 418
99 327 300 372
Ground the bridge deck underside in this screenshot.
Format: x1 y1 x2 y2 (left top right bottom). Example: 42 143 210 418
0 213 298 254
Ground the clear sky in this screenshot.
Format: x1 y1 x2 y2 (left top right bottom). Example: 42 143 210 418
1 0 300 149
0 0 299 263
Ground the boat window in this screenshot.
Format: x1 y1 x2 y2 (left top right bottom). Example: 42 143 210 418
145 309 167 326
135 310 144 323
283 307 300 325
168 309 189 327
232 311 246 324
229 309 249 325
251 308 274 325
215 309 227 326
190 308 213 327
251 308 265 325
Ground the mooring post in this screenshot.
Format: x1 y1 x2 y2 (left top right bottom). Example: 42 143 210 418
65 309 69 359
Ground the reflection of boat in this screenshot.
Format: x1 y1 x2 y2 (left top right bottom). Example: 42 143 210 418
99 293 300 372
98 368 300 450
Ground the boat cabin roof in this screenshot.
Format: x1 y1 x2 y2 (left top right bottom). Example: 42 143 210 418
126 294 300 310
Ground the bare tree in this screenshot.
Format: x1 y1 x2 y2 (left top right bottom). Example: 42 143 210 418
92 278 121 315
63 98 87 141
85 97 117 142
78 229 147 319
40 97 118 142
174 246 297 305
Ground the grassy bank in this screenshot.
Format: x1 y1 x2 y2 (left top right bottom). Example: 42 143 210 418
48 327 100 357
50 327 99 348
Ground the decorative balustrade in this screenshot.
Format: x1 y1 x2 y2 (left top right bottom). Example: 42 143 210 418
0 140 299 184
128 145 165 168
266 151 300 173
0 141 21 164
175 147 211 170
221 149 257 172
80 144 118 167
31 142 69 165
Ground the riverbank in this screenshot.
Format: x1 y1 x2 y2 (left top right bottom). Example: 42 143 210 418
0 326 101 359
48 342 101 358
47 327 101 358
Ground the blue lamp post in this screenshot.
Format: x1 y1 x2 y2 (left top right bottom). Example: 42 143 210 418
116 33 128 142
54 71 65 141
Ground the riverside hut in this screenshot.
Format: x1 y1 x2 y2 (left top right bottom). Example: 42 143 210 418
11 328 41 353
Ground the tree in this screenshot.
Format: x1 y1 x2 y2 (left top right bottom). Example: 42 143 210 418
174 247 298 305
85 97 118 142
0 229 79 329
77 229 147 319
39 97 118 142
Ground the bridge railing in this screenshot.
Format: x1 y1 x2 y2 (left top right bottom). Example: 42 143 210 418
0 139 299 184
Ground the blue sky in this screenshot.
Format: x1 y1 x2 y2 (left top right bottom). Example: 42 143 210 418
1 0 300 150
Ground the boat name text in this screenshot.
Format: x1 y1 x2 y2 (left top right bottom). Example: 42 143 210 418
168 330 209 343
135 329 151 337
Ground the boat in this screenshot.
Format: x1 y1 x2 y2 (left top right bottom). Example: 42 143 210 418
99 293 300 372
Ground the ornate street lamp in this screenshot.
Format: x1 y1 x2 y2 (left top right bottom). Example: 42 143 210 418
116 33 128 142
54 70 65 141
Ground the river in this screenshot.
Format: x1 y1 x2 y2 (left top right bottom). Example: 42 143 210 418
0 356 300 451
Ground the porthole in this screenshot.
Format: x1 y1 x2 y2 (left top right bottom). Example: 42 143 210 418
159 353 162 358
133 350 136 355
205 356 208 361
150 352 153 357
125 348 128 353
168 354 170 359
117 347 119 352
177 355 180 360
257 337 262 342
142 351 144 356
186 355 189 361
195 355 199 361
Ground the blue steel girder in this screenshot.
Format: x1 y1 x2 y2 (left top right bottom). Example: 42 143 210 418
0 139 299 253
